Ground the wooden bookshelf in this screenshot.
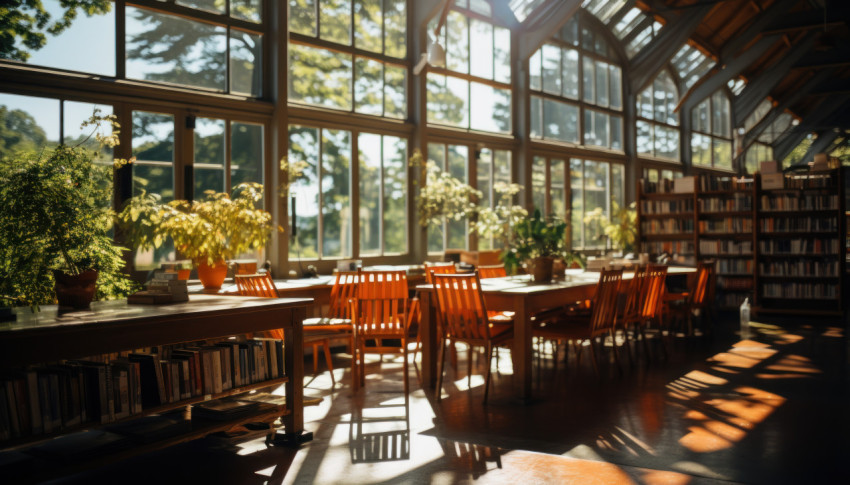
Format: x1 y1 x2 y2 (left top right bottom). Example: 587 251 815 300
636 179 697 266
0 295 311 478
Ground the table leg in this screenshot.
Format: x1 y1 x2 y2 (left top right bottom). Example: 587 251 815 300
419 291 437 389
275 306 311 446
513 295 532 401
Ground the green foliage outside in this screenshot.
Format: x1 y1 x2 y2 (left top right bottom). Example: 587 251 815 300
0 111 136 310
582 201 637 254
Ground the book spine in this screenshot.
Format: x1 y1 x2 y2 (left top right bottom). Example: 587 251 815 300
211 349 223 395
26 370 43 435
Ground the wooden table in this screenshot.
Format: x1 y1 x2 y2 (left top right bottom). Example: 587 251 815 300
417 268 696 402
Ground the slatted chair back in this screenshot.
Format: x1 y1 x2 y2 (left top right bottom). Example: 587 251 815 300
690 260 715 308
637 264 668 321
432 273 493 344
477 264 507 279
423 262 457 284
354 270 409 340
620 265 647 322
328 271 360 320
235 273 279 298
589 268 623 337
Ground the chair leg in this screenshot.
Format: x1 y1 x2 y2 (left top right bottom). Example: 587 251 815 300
483 343 493 405
436 338 447 401
588 339 600 377
403 341 409 396
312 343 320 375
322 339 335 386
467 344 474 388
609 330 622 376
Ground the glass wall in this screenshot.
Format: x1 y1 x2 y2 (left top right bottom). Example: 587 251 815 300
691 90 733 170
637 70 680 160
426 143 470 254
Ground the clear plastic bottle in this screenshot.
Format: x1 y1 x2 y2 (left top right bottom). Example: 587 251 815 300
739 297 750 339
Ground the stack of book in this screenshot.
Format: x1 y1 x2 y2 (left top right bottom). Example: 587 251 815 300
128 270 188 304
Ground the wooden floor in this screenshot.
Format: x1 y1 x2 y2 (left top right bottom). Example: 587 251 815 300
47 312 849 484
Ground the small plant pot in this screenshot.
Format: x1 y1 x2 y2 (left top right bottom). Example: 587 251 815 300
530 257 554 283
197 259 228 290
54 269 98 309
177 269 191 280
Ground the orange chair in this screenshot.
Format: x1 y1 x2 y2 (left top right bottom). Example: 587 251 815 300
477 264 507 279
350 270 410 393
411 262 458 354
432 272 513 403
665 261 716 336
626 264 668 360
423 261 457 283
533 268 623 375
235 273 338 385
302 271 359 353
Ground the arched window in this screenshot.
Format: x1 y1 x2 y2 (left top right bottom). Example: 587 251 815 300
529 15 623 150
691 90 733 170
637 70 680 160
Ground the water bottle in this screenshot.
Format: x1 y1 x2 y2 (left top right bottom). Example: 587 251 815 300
739 298 750 339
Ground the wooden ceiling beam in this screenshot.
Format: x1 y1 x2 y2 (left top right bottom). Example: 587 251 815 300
733 32 818 124
761 8 848 36
773 95 850 160
793 48 850 69
719 0 797 61
629 3 716 93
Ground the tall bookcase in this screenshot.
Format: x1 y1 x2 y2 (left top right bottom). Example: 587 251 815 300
754 169 845 316
638 169 845 316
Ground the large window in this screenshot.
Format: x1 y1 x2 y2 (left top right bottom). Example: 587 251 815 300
529 15 623 150
476 148 512 250
426 143 470 254
193 118 264 197
532 156 568 221
744 142 773 175
637 71 680 160
570 158 624 250
358 133 408 256
426 3 512 133
691 90 733 170
289 0 408 119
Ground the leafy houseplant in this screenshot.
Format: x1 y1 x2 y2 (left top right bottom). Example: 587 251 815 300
118 183 281 289
0 111 136 310
582 201 637 255
502 210 584 282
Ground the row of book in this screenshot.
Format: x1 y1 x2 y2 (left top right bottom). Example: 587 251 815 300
758 194 838 212
700 240 753 256
758 216 838 233
698 195 753 212
640 219 694 234
783 172 838 190
641 240 694 255
717 276 754 290
0 337 285 441
639 199 694 214
758 261 840 277
716 258 754 275
757 238 840 255
761 283 838 299
639 178 676 194
698 218 753 233
700 176 753 192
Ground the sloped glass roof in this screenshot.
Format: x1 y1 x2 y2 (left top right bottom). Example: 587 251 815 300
742 98 772 132
727 77 746 96
671 44 715 89
759 113 794 144
508 0 547 22
582 0 628 24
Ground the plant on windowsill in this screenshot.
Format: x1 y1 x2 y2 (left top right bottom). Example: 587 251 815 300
502 209 585 282
117 183 282 290
0 110 137 311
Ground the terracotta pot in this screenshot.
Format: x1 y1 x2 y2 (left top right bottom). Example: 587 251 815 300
177 269 191 280
530 256 554 283
54 269 98 309
197 259 228 290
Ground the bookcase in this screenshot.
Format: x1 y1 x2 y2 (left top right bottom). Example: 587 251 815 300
638 169 845 315
0 294 310 480
754 169 845 316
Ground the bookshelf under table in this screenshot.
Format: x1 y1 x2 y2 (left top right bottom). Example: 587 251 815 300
0 294 312 475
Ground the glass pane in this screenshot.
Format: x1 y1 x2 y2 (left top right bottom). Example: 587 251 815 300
288 125 319 259
446 144 468 250
582 56 595 104
595 60 609 108
290 0 317 36
320 0 352 45
384 63 407 119
691 133 711 166
20 0 115 76
532 156 546 215
383 135 407 254
545 99 579 143
176 0 224 13
427 143 446 253
355 57 383 116
637 121 653 156
470 19 494 80
637 87 652 120
551 159 566 220
713 138 732 170
542 44 562 95
563 49 579 99
446 11 469 74
609 65 622 110
477 149 493 249
0 94 60 158
384 0 407 58
595 111 608 148
658 125 679 160
358 133 381 256
530 96 542 138
426 73 448 125
693 99 710 133
581 27 594 52
494 26 511 84
611 164 624 211
321 129 352 258
132 111 174 200
610 115 622 150
64 101 114 163
126 7 226 91
194 117 226 196
232 0 263 22
289 44 352 110
230 30 262 96
469 0 492 16
355 0 383 54
470 83 510 133
445 76 470 127
529 49 542 91
561 17 579 45
584 161 609 249
231 122 264 188
570 159 583 248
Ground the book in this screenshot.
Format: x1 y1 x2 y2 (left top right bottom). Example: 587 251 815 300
25 369 43 435
192 399 259 421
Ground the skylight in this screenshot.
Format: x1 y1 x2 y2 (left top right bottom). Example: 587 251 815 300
671 44 715 89
508 0 547 22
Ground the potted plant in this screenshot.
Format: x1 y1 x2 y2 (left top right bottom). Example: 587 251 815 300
118 183 281 290
502 210 584 282
0 111 136 310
